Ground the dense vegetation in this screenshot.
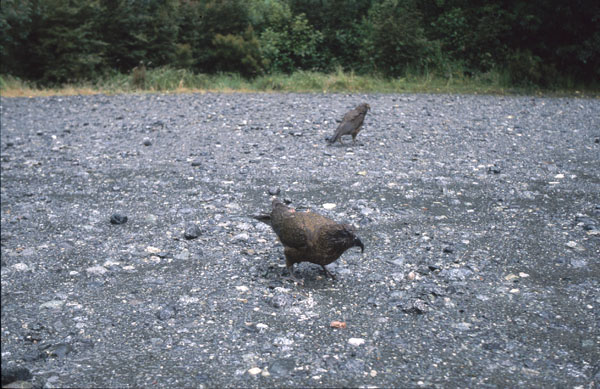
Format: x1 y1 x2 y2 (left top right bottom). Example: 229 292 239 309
1 0 598 89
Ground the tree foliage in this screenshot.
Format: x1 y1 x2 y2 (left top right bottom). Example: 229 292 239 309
0 0 598 86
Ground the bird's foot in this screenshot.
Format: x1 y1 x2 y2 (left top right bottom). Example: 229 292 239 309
281 275 304 286
321 265 336 280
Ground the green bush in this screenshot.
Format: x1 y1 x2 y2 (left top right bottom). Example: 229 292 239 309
362 0 436 77
260 13 324 73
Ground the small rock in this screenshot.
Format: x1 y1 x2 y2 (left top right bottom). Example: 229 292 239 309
39 300 65 310
142 137 152 146
191 159 202 167
269 293 292 308
232 233 249 242
174 250 190 260
248 367 262 375
269 359 295 377
322 203 336 210
566 241 577 248
41 343 72 359
86 265 108 275
157 307 175 320
348 337 365 346
401 298 428 314
2 380 33 389
235 285 249 292
184 224 202 240
12 263 29 272
268 187 280 195
1 366 33 386
442 245 454 254
110 213 127 225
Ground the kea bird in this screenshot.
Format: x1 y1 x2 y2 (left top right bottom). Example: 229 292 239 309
254 198 364 281
328 103 370 145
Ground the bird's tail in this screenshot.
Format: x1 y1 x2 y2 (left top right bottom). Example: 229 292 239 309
327 131 339 144
252 214 272 226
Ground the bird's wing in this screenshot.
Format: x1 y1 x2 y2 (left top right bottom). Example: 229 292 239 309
342 108 362 123
272 212 310 250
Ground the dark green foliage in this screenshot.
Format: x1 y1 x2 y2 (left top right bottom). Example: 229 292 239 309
260 13 324 73
362 0 438 76
213 27 266 77
0 0 598 87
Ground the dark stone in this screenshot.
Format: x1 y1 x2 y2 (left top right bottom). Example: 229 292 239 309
269 358 295 377
142 137 152 146
268 187 280 195
488 166 501 174
401 298 428 314
184 224 202 240
157 306 175 321
269 293 292 308
191 159 202 167
1 366 32 385
40 343 72 359
575 215 597 231
110 213 128 225
442 245 454 254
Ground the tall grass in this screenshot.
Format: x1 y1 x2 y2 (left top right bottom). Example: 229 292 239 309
1 67 596 97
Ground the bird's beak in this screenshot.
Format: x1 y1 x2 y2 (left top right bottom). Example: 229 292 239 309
354 237 364 252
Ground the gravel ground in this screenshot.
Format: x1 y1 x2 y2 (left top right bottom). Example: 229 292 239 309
1 92 599 388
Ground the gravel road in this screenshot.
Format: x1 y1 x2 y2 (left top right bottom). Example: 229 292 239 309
1 92 599 388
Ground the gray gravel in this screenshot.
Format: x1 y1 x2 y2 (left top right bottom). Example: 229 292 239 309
1 92 599 388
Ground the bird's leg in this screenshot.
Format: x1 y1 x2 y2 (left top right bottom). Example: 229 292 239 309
321 265 336 280
283 263 304 285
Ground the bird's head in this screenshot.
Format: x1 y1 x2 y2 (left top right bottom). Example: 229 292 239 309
341 224 364 253
359 103 370 113
353 235 365 252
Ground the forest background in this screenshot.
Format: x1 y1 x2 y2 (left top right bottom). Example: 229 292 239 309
1 0 598 93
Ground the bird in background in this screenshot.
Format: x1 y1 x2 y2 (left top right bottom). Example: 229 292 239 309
253 198 364 282
328 102 370 145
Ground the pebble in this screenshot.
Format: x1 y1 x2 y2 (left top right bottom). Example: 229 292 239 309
269 359 295 377
232 233 249 242
110 213 128 225
322 203 336 210
174 250 190 260
184 224 202 240
268 187 280 195
247 367 262 375
86 265 108 275
191 159 202 167
12 263 29 271
348 338 365 346
142 137 152 146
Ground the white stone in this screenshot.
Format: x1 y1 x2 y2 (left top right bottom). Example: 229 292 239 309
322 203 337 210
12 263 29 271
40 300 65 309
348 338 365 346
86 265 107 275
235 285 249 292
248 367 262 375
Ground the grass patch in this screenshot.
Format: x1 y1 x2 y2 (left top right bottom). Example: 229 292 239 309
1 68 597 97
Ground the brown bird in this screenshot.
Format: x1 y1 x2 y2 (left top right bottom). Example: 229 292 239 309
254 198 364 281
328 103 371 145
